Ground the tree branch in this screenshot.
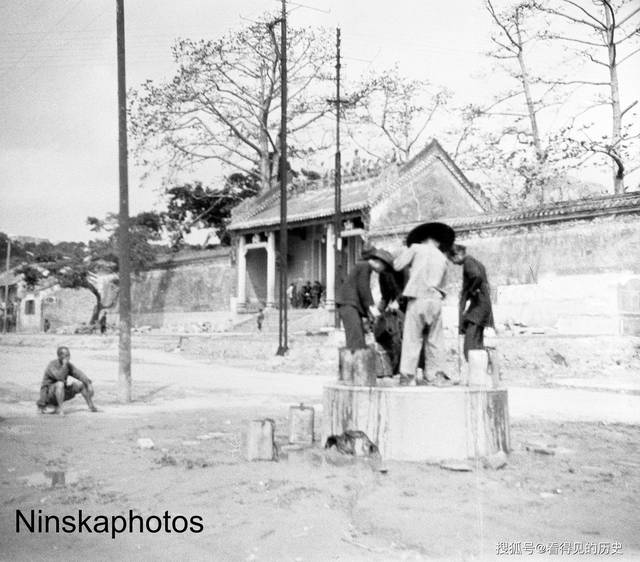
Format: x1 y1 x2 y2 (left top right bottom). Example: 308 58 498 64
618 46 640 65
559 0 606 28
621 100 638 119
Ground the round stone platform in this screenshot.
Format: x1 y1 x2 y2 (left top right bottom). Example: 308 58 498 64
322 384 510 462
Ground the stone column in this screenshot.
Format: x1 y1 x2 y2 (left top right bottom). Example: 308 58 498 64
325 223 335 309
266 231 276 309
237 235 247 312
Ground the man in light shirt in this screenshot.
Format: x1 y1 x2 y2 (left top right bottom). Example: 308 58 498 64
393 237 449 385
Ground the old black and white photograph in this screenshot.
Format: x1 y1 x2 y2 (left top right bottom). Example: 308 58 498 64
1 0 639 559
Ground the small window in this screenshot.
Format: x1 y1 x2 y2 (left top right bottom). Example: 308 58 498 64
25 300 36 315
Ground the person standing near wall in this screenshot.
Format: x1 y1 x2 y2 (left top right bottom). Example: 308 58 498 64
448 244 494 360
99 311 107 335
336 247 393 351
373 263 405 374
393 222 455 386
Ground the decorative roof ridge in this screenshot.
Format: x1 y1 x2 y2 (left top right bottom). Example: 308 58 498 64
370 191 640 236
368 139 488 212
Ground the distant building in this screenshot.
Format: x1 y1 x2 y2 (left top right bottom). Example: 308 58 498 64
227 139 487 311
0 269 21 332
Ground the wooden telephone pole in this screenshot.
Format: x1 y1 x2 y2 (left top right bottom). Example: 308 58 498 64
327 28 351 328
116 0 132 401
276 0 289 356
3 238 10 334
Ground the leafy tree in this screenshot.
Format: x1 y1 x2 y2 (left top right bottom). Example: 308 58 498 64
129 17 333 191
17 213 164 325
163 173 260 246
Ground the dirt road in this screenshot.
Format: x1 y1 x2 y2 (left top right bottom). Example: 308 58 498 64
1 339 639 561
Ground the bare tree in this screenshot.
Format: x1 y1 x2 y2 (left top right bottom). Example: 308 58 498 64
480 0 568 203
129 17 333 191
537 0 640 193
347 66 450 163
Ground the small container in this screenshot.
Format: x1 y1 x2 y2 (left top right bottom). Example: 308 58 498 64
288 403 315 445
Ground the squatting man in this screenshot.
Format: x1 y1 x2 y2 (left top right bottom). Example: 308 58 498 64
37 346 97 415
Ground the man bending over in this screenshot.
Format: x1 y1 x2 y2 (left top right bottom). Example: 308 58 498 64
37 346 97 415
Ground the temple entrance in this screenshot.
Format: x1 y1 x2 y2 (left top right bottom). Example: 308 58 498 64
245 247 267 307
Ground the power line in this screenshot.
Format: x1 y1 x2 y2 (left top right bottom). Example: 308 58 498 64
0 0 85 81
0 3 112 93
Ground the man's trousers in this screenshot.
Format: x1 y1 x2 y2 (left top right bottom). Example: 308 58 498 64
462 321 484 360
338 304 367 350
399 296 445 378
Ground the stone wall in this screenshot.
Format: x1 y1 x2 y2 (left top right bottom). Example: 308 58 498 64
17 286 96 333
42 287 97 330
128 248 235 329
373 213 640 335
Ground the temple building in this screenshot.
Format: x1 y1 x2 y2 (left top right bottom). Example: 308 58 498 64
227 140 488 311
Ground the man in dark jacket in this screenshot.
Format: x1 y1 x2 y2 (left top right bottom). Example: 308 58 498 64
37 346 97 415
336 247 392 350
449 244 494 359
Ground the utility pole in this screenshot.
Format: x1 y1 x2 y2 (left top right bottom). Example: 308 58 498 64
3 238 10 334
334 28 341 329
276 0 289 356
327 28 350 328
116 0 132 401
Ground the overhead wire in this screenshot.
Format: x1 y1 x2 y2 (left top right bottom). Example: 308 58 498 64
0 0 85 81
0 2 115 95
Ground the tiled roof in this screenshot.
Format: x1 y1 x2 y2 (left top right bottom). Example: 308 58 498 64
228 139 485 232
370 192 640 236
228 177 376 231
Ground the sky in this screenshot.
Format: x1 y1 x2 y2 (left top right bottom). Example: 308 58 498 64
0 0 638 242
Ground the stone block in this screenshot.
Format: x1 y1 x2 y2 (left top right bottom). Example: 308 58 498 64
245 419 276 461
338 347 378 386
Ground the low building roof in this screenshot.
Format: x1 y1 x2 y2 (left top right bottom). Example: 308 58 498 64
228 140 486 232
228 177 374 231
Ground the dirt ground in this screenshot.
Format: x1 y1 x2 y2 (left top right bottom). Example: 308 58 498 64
0 335 639 561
